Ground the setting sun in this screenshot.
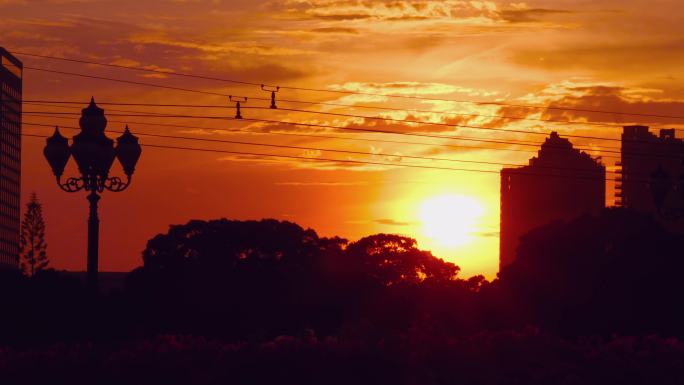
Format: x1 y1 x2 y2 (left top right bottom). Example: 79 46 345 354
418 195 484 248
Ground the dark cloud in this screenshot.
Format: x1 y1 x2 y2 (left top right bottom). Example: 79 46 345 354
385 15 430 21
416 143 504 158
374 218 414 226
311 13 373 21
271 0 500 23
511 40 684 75
242 121 332 136
493 86 684 128
543 91 684 126
230 63 310 83
350 114 472 135
499 8 572 23
244 112 472 137
310 27 359 34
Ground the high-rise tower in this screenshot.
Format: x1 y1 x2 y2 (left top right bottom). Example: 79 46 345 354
0 48 22 269
615 125 684 230
500 132 605 271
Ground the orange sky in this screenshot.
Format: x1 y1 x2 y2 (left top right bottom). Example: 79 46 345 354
3 0 684 278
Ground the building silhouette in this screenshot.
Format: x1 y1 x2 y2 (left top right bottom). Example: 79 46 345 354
615 125 684 225
500 132 605 271
0 48 22 269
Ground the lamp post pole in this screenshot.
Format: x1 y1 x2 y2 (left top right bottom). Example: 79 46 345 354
43 98 142 294
87 191 100 291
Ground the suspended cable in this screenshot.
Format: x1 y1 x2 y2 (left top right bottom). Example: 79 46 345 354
16 51 684 120
21 110 554 149
26 111 681 161
22 115 551 157
26 102 680 157
25 100 659 156
21 99 658 131
22 99 629 144
20 132 648 183
19 66 684 149
25 121 626 173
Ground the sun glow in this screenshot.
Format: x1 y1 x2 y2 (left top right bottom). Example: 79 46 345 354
418 194 484 248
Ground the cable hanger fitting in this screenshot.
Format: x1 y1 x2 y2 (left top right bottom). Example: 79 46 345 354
229 95 248 119
261 85 280 109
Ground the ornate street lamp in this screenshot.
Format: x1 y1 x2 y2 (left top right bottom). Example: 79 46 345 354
43 98 141 293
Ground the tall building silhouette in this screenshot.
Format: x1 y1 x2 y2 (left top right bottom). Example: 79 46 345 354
0 48 22 269
615 125 684 226
500 132 605 271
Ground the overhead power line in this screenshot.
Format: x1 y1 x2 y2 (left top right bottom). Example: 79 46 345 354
26 121 638 174
22 114 552 157
30 100 675 156
23 110 626 156
24 66 231 98
26 110 683 162
24 101 680 156
22 99 628 144
19 66 684 151
22 117 680 171
18 131 527 174
21 131 648 183
23 122 520 169
274 107 623 143
16 51 684 120
21 110 547 147
19 100 655 131
17 66 679 158
29 101 673 158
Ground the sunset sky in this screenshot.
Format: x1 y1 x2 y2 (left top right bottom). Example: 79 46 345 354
3 0 684 278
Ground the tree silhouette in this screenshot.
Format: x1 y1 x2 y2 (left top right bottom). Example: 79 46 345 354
139 218 347 277
124 220 468 339
343 234 459 286
20 192 49 277
500 207 684 336
127 219 350 337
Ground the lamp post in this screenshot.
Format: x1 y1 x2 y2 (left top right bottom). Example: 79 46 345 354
43 98 141 293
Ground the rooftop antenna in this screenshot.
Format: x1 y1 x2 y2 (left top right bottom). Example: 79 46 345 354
229 95 248 119
261 85 280 109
